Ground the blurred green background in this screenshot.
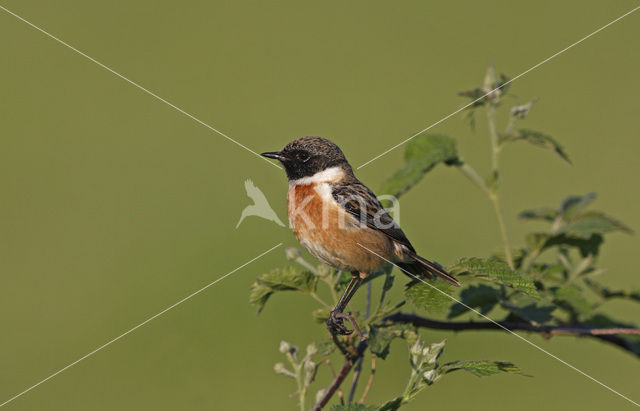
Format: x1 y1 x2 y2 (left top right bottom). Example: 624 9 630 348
1 1 639 409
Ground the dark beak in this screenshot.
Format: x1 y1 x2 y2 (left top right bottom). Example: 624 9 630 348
261 151 286 161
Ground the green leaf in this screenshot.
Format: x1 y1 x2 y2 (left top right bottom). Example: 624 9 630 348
312 307 331 323
551 285 592 318
441 360 522 377
369 324 419 359
448 258 538 296
404 279 454 313
249 283 274 314
448 284 501 318
331 404 378 411
501 295 556 326
556 212 633 238
368 326 395 360
249 266 318 313
314 339 337 357
379 134 458 198
524 232 552 252
518 207 558 222
584 279 640 303
527 232 604 257
561 193 596 219
499 129 571 163
258 265 318 293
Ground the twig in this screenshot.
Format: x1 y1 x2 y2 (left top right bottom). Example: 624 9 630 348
358 355 376 404
456 161 514 269
313 357 355 411
347 357 363 403
384 313 640 335
322 359 344 405
312 341 368 410
384 313 640 356
347 282 373 403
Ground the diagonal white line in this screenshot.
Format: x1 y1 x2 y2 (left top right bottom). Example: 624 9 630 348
0 5 281 170
357 5 640 170
356 243 640 407
0 243 282 408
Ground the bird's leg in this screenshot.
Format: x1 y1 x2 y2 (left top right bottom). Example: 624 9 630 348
327 272 367 338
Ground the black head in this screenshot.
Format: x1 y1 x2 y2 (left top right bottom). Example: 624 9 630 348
262 137 354 181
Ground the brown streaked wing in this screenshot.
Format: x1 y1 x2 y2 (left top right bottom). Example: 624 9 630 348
332 182 416 253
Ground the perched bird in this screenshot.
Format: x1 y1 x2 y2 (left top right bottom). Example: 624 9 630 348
262 137 460 337
236 179 285 228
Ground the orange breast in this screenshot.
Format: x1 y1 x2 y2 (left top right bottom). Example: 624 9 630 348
287 183 393 273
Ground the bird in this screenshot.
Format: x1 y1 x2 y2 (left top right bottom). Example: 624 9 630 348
261 137 460 337
236 179 285 229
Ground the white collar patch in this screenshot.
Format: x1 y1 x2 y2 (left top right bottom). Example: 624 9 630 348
289 166 345 186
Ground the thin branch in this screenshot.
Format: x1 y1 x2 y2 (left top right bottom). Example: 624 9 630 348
347 282 373 403
347 358 363 403
313 357 355 411
456 161 514 269
489 192 514 269
384 313 640 335
486 94 514 269
313 341 368 410
384 313 640 356
321 359 344 405
359 355 376 404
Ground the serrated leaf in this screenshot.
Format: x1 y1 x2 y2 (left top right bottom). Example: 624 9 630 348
249 266 318 313
368 326 395 360
249 283 274 314
551 285 592 317
518 207 558 222
379 134 459 198
448 284 501 318
556 212 633 238
448 258 538 296
404 279 453 313
441 360 522 377
499 129 570 163
258 265 318 293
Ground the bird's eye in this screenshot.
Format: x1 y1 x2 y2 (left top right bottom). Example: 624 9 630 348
297 151 310 162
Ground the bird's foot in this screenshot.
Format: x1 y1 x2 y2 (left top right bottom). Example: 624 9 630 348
326 310 352 336
326 310 365 340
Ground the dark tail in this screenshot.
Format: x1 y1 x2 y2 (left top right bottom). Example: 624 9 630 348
397 252 461 287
